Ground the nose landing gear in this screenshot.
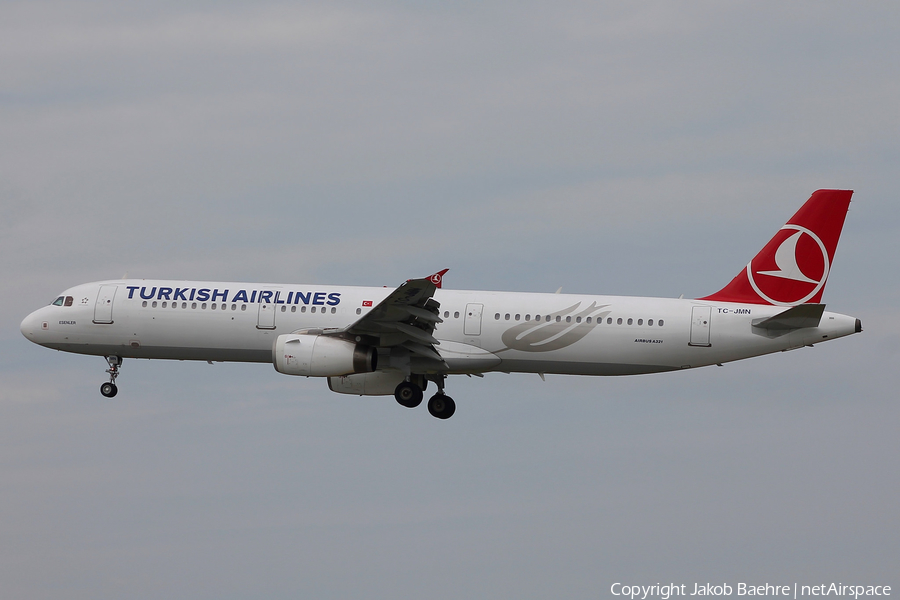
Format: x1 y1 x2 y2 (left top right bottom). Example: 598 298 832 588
100 356 122 398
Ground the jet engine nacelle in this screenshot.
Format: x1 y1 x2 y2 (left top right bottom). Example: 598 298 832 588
273 334 376 377
327 370 407 396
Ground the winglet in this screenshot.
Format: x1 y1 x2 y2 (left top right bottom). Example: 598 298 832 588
426 269 449 289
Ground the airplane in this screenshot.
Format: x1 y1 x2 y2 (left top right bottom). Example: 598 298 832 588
20 189 861 419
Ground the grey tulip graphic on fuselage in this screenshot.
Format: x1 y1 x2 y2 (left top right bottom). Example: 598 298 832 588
496 302 611 353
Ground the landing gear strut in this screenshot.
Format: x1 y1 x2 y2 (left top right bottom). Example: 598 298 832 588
100 356 122 398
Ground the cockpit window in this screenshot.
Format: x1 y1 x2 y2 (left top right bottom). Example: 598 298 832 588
51 296 64 306
64 296 74 307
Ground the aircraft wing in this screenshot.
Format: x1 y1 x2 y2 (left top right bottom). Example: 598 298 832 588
326 270 448 363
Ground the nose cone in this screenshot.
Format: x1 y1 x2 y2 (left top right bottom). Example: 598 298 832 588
20 309 42 342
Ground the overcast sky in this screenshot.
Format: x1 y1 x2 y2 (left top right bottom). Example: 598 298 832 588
1 2 898 598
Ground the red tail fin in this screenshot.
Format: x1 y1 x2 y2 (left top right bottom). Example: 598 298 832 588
700 189 852 306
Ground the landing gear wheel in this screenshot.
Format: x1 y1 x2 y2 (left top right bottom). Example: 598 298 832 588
427 394 456 419
394 381 423 408
100 356 122 398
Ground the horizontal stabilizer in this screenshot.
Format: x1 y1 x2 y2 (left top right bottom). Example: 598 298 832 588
752 303 825 330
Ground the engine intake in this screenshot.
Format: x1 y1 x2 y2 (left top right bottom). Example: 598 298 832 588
273 334 376 377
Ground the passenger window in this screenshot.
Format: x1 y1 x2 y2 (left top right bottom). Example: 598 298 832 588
142 301 147 308
617 318 623 325
659 319 664 326
280 306 286 312
444 311 449 318
454 311 459 318
648 319 653 326
586 317 591 323
607 317 612 324
192 303 197 309
152 301 158 308
241 305 246 311
638 319 643 325
525 314 531 321
495 313 500 320
331 307 336 314
515 314 520 321
64 296 74 307
311 306 317 313
51 296 64 306
505 314 510 320
576 317 582 323
566 316 571 323
627 318 633 325
162 302 167 308
535 314 540 321
556 316 561 322
356 308 362 315
232 304 236 310
301 306 307 313
201 303 207 310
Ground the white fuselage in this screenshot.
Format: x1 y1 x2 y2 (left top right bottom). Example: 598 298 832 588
20 279 859 377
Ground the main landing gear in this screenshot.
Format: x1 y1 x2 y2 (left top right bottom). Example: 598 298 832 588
100 355 122 398
427 393 455 420
393 374 455 419
394 380 423 408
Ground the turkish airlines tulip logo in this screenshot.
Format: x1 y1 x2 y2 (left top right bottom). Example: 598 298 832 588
747 225 830 306
497 302 611 352
430 273 443 285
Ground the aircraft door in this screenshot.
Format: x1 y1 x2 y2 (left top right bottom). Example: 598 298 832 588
93 285 118 324
689 306 712 347
464 303 484 336
257 301 276 329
